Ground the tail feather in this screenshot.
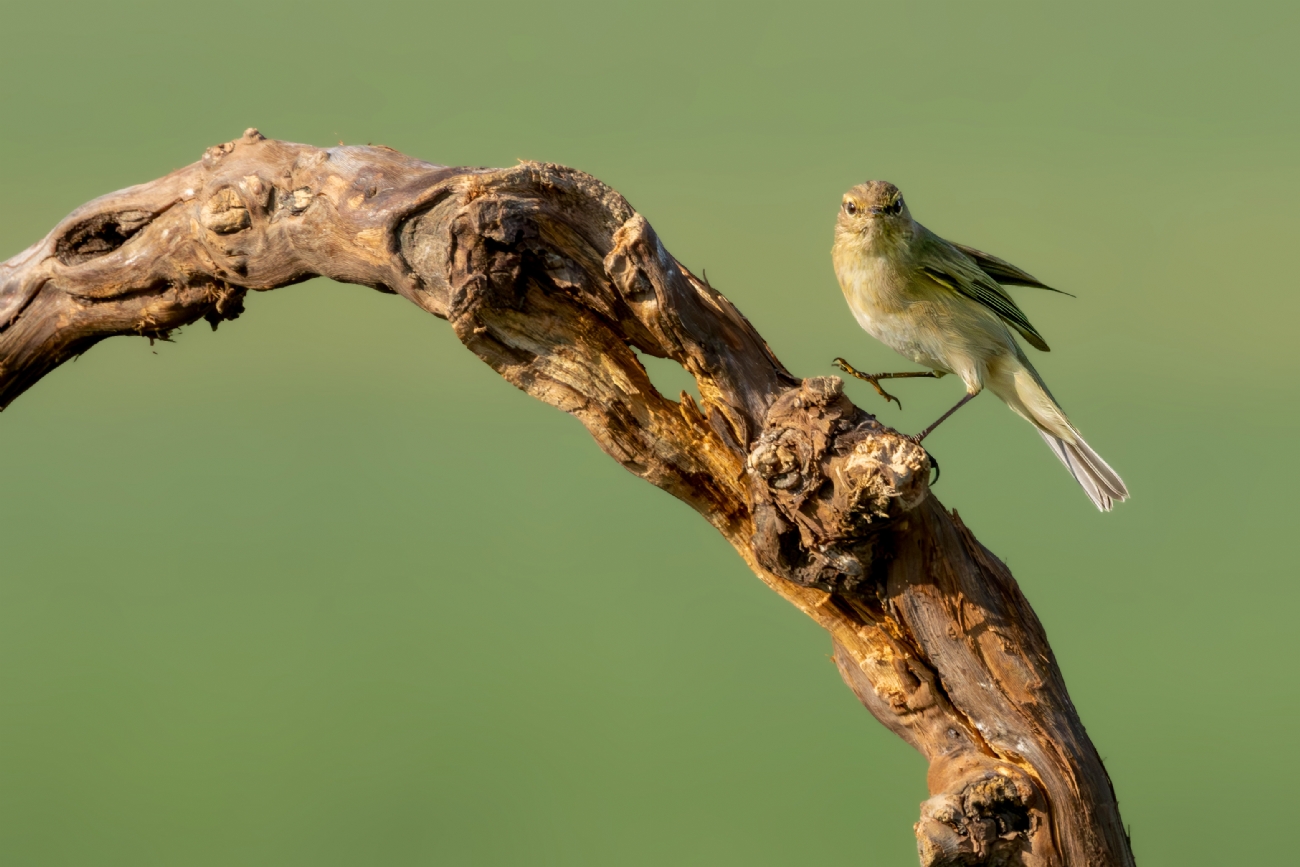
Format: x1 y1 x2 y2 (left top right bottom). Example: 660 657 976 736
989 355 1130 511
1037 429 1129 512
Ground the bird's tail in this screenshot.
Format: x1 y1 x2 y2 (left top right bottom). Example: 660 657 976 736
988 356 1129 511
1034 428 1129 512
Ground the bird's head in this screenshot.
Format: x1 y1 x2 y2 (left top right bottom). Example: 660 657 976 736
835 181 913 248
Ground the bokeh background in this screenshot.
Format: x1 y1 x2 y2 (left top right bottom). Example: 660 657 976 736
2 2 1296 864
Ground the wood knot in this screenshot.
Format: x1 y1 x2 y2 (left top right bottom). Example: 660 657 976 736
285 187 314 215
202 141 236 165
746 378 928 591
916 761 1040 867
199 188 251 235
789 375 842 408
750 428 806 490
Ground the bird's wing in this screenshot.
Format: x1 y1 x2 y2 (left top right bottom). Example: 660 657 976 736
918 233 1051 352
951 243 1072 295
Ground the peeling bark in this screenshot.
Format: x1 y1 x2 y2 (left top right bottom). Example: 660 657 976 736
0 130 1134 866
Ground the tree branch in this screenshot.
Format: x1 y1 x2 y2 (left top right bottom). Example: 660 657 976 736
0 130 1134 867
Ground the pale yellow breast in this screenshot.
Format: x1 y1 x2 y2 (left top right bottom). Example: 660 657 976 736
833 246 1019 390
834 249 946 368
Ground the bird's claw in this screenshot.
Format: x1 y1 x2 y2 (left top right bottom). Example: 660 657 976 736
831 358 903 409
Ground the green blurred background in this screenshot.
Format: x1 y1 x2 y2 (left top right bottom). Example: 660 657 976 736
1 1 1295 864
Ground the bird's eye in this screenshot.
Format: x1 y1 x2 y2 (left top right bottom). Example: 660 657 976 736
888 199 903 215
843 201 857 216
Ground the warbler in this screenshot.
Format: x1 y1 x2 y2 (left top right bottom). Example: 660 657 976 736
830 181 1128 511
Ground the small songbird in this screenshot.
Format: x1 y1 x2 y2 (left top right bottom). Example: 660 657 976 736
831 181 1128 511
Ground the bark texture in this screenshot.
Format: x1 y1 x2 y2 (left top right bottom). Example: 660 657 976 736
0 130 1134 866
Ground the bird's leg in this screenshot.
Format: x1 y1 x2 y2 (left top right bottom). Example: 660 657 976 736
831 358 944 410
911 391 979 443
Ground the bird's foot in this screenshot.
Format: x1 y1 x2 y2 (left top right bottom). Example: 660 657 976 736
832 358 903 409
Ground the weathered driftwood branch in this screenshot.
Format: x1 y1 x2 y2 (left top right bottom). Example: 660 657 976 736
0 130 1134 866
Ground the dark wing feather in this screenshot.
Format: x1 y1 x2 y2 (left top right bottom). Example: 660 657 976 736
917 230 1052 351
952 242 1074 296
921 265 1051 352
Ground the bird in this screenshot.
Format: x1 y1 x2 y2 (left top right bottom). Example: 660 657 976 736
830 180 1128 511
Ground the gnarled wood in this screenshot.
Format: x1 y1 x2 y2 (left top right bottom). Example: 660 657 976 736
0 130 1134 867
